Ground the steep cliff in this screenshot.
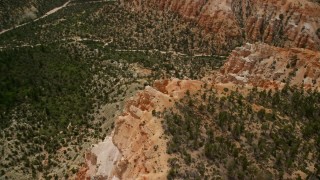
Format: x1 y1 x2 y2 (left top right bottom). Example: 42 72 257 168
79 79 203 179
216 42 320 89
121 0 320 53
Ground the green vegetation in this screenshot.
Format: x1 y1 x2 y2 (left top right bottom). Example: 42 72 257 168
3 0 319 179
0 1 226 178
0 1 232 56
163 86 320 179
0 0 67 31
0 45 91 129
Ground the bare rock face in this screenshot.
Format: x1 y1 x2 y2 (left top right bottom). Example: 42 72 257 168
112 79 202 179
78 79 203 179
241 0 320 50
216 42 320 89
112 86 172 179
121 0 320 52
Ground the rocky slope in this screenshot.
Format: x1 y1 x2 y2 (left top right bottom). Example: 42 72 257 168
79 41 320 179
121 0 320 53
78 79 203 179
216 42 320 89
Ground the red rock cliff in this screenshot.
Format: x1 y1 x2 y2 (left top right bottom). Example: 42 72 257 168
216 42 320 89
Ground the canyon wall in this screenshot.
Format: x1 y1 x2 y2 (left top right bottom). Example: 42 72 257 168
216 42 320 89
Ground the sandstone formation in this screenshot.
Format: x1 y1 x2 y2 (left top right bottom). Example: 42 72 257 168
79 79 203 179
216 42 320 89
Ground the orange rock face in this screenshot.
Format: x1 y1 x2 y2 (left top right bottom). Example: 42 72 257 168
216 42 320 89
112 79 203 179
78 79 203 179
122 0 320 52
